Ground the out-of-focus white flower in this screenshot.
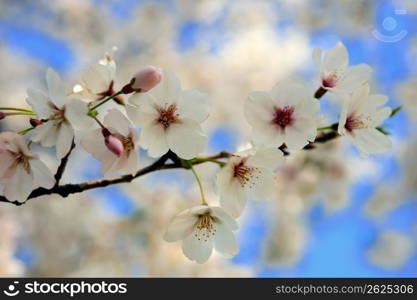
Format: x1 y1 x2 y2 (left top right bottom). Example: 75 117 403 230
338 84 392 155
126 69 209 159
368 231 415 270
26 69 92 159
73 53 117 101
164 205 239 264
216 148 283 218
313 42 372 95
0 132 55 202
81 109 140 176
395 77 417 121
245 78 319 151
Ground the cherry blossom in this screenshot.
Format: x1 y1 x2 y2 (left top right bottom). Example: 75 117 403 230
73 53 117 101
81 109 140 175
216 148 283 218
126 69 209 159
338 84 392 155
0 132 55 202
313 42 372 96
164 205 239 264
26 69 92 159
245 78 319 151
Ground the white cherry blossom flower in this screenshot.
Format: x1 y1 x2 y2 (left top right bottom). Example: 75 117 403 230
0 132 55 202
81 109 140 176
338 84 392 155
245 78 319 151
216 148 283 218
313 42 372 95
164 205 239 264
26 69 92 159
73 53 117 101
126 69 209 159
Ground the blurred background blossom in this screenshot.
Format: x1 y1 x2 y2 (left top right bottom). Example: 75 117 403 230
0 0 416 277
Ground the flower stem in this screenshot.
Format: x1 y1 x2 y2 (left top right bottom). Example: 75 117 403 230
90 114 106 129
88 90 123 114
3 112 36 117
0 107 34 113
182 159 208 206
18 127 35 135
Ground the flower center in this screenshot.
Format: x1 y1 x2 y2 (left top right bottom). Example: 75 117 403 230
194 213 216 242
14 152 31 172
345 115 366 132
156 104 179 129
121 136 134 152
233 159 259 188
272 106 294 129
322 72 340 88
48 102 66 122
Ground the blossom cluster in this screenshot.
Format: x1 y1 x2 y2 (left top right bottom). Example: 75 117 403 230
0 42 393 264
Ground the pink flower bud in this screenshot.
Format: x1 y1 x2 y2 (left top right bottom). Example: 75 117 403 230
102 128 124 157
131 66 162 92
0 112 5 120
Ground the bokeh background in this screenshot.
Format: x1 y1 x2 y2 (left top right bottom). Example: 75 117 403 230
0 0 417 277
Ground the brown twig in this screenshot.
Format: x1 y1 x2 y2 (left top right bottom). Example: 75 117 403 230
0 132 337 206
53 140 75 187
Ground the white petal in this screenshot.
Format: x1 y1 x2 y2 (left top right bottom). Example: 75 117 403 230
140 123 169 158
0 152 16 179
210 207 239 230
120 150 139 174
245 168 275 201
126 94 159 127
26 88 51 119
217 177 247 218
56 122 74 159
270 78 309 108
46 68 66 107
177 89 209 122
370 107 392 127
323 42 348 72
247 148 283 170
336 64 372 93
30 159 55 189
245 91 275 125
65 99 92 130
164 213 197 242
166 120 208 159
182 229 213 264
349 128 392 155
104 108 132 136
31 122 59 147
150 69 182 105
214 222 239 258
81 63 112 94
285 117 317 151
81 129 107 159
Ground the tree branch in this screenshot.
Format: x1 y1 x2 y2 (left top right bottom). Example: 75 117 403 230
54 140 75 187
0 131 337 206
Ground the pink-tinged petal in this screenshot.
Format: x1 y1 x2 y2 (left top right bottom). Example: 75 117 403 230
3 165 33 202
0 151 15 179
177 89 209 123
166 120 208 159
131 66 162 92
104 134 124 157
81 129 107 160
104 109 132 136
30 159 55 189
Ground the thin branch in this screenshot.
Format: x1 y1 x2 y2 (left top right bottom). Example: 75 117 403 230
0 132 339 206
54 140 75 187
